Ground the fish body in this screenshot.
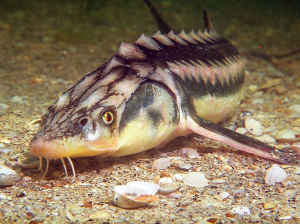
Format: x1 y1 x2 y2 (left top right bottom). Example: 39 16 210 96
29 10 286 178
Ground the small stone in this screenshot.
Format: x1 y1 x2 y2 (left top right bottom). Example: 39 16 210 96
250 214 261 222
10 95 23 103
248 85 258 92
219 165 233 172
288 104 300 113
245 118 264 136
263 202 277 210
0 103 9 110
291 118 300 126
235 127 247 134
174 173 185 181
159 177 173 184
181 147 199 158
179 163 193 170
230 206 250 215
151 158 172 170
219 192 230 199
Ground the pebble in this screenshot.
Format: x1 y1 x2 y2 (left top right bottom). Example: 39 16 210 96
183 172 209 188
159 177 173 184
288 104 300 113
230 206 250 215
151 158 172 170
10 95 23 103
174 173 185 181
166 191 182 199
0 166 20 186
219 192 230 199
263 202 277 210
250 214 261 222
181 147 199 158
235 127 247 134
245 118 264 136
179 162 193 170
265 164 288 186
275 129 300 141
0 103 9 110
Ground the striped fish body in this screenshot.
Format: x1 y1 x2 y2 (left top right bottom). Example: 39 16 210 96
29 15 286 178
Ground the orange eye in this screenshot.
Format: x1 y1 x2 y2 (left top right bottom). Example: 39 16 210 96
102 111 114 124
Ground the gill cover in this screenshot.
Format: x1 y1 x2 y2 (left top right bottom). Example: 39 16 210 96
114 82 179 156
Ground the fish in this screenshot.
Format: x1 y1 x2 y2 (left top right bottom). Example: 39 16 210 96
29 3 289 180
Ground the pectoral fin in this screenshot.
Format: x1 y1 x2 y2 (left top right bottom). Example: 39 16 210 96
187 114 288 164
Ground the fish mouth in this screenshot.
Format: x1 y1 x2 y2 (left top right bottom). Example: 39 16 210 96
29 136 119 180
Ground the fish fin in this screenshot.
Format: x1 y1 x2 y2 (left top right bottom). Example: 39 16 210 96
203 8 215 32
143 0 173 34
187 114 288 164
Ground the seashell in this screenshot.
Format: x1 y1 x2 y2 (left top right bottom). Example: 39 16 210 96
181 147 199 158
255 134 276 144
174 173 185 181
159 177 173 184
265 164 288 186
288 104 300 113
275 129 300 142
235 127 247 134
113 181 159 209
151 158 172 170
179 162 193 170
230 206 250 215
245 118 264 136
183 172 208 188
166 191 182 198
0 166 20 186
219 192 230 199
158 183 181 194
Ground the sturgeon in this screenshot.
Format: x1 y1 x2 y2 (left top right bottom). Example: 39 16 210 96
29 6 287 179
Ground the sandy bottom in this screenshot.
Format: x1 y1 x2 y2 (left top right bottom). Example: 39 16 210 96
0 1 299 223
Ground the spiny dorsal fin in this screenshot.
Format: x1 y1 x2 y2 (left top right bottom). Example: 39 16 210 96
203 8 214 32
143 0 173 34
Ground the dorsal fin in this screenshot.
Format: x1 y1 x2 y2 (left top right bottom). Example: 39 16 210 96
203 8 214 32
143 0 173 34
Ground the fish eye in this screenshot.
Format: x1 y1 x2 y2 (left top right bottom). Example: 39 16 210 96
102 111 114 125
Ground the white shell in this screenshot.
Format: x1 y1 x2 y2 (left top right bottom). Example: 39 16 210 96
183 172 209 188
265 164 288 186
151 158 172 170
174 173 185 181
231 206 251 215
158 183 181 194
245 118 264 136
288 104 300 113
235 127 248 134
179 162 193 170
159 177 173 184
181 147 199 158
275 129 300 141
0 166 20 186
113 181 159 209
219 192 230 199
255 134 276 144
